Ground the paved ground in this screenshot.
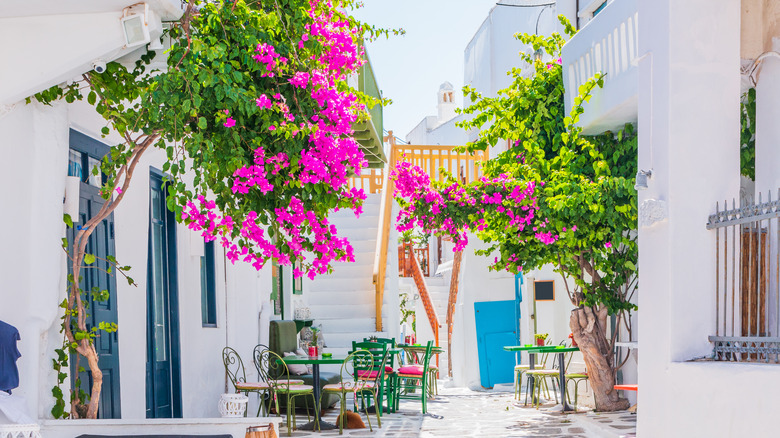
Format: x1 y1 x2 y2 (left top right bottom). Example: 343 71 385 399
281 385 637 437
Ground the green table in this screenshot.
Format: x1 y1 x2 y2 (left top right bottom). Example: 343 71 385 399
280 354 346 430
504 345 580 412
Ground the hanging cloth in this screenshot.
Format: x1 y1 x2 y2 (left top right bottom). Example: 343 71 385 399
0 320 21 394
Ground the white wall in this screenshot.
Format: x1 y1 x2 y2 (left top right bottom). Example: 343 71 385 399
637 0 743 436
0 100 70 420
0 86 273 423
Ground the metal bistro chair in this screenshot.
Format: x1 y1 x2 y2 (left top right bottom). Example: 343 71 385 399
322 349 382 435
392 340 434 414
526 343 575 409
223 347 272 417
352 340 394 414
252 344 303 416
256 349 317 436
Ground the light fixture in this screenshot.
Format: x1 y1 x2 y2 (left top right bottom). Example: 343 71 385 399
533 48 544 62
634 169 652 190
121 4 151 49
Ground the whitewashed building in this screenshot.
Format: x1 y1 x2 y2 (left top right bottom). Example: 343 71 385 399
0 0 390 435
562 0 780 435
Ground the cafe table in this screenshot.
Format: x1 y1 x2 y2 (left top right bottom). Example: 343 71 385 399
280 354 346 431
397 344 444 365
503 345 580 412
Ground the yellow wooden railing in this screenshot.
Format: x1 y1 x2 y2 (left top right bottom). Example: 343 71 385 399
368 134 488 331
352 143 489 195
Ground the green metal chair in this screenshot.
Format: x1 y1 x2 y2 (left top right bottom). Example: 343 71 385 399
564 372 589 410
391 340 433 414
526 344 575 409
251 344 304 416
223 346 273 417
322 349 381 434
351 341 391 414
522 342 555 407
256 349 317 436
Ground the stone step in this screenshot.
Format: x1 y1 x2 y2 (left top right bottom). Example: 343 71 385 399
306 290 375 305
316 317 377 333
310 303 375 319
306 276 374 291
314 262 374 279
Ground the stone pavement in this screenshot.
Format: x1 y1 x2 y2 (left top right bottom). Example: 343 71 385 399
281 385 637 437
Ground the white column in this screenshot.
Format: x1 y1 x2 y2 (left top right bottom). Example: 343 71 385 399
755 39 780 195
637 0 740 436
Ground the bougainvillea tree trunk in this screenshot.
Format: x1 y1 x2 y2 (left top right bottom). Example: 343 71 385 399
570 306 629 412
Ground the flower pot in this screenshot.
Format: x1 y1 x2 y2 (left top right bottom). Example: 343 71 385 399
536 338 545 346
308 345 319 357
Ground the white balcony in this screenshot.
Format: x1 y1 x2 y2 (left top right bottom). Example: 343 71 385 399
562 0 639 135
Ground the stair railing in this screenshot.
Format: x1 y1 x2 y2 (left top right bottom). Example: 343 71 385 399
409 250 440 370
446 250 463 377
372 132 395 332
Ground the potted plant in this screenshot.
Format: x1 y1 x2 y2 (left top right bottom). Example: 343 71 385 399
534 333 548 346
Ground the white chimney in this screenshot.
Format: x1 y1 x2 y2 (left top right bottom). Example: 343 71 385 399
437 82 456 124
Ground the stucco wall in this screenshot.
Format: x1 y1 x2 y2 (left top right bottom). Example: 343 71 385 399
637 0 746 435
0 94 272 421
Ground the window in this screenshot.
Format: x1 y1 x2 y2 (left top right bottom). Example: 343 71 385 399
271 261 283 316
200 241 217 326
593 1 607 17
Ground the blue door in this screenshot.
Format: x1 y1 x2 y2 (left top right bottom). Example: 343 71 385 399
474 300 517 388
67 130 121 419
146 171 182 418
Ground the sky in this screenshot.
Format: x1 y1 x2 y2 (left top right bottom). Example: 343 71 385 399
351 1 501 140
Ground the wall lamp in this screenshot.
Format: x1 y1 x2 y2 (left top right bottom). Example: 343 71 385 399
634 169 652 190
121 4 151 49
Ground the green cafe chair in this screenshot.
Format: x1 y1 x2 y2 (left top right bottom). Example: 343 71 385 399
322 349 382 434
352 340 392 414
256 349 317 435
392 340 434 414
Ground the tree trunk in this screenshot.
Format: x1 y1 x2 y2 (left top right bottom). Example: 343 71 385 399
570 306 629 411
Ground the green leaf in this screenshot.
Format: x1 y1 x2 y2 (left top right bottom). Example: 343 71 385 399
63 214 73 228
84 253 96 265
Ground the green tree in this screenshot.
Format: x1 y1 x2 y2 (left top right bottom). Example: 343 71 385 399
393 19 636 411
35 0 392 418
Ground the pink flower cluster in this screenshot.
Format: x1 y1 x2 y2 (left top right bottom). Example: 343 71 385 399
392 161 563 269
185 0 370 279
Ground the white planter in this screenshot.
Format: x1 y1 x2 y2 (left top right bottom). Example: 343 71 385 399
218 393 248 418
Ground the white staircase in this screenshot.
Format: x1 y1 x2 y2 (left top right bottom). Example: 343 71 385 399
305 194 389 359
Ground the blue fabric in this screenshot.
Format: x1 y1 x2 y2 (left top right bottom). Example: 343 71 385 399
0 320 21 393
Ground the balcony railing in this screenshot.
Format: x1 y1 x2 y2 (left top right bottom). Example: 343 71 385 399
349 144 489 194
707 191 780 363
562 0 639 135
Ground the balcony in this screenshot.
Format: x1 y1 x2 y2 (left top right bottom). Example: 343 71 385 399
352 54 386 169
562 0 639 135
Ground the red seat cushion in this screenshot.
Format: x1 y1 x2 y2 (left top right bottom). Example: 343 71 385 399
397 365 424 376
385 365 394 373
357 370 379 379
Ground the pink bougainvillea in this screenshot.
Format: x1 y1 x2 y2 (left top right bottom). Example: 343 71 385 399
391 161 550 263
181 0 369 279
